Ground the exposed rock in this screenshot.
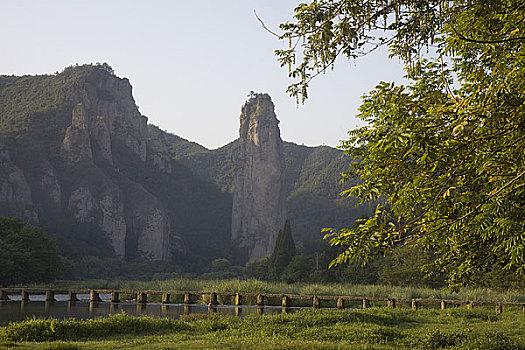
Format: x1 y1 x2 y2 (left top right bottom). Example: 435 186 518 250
99 193 127 258
80 76 148 161
40 160 62 206
131 188 170 261
91 115 113 164
147 132 172 173
0 143 38 224
68 187 95 223
231 93 286 259
61 103 93 163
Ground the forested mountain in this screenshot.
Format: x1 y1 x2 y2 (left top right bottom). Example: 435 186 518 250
150 127 373 244
0 64 371 276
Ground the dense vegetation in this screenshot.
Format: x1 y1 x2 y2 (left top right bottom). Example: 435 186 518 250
0 63 372 282
167 134 372 244
0 64 239 278
0 217 62 286
276 0 525 287
1 308 524 349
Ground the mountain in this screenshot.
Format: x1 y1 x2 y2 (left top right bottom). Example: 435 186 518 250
231 93 287 259
0 64 235 271
0 64 372 275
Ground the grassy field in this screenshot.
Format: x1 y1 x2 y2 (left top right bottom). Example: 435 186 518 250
0 306 524 349
34 278 525 304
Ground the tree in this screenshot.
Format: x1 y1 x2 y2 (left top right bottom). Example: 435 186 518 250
211 258 231 272
275 1 525 287
244 257 270 280
269 220 296 280
281 255 314 283
378 245 444 288
0 217 63 286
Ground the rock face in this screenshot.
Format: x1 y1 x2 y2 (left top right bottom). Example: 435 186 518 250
58 72 172 260
0 66 175 262
231 94 286 259
0 143 38 224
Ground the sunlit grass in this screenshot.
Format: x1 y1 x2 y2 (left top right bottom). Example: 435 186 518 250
1 307 524 349
27 278 525 303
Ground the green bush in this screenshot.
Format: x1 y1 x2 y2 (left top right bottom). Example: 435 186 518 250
2 313 189 342
0 217 63 286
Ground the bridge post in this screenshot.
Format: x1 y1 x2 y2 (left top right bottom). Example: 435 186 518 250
441 300 447 310
162 293 171 304
235 293 242 306
256 294 264 307
45 290 55 302
21 290 30 301
184 293 192 304
208 293 217 311
387 298 396 308
68 291 79 302
496 302 503 315
137 292 147 304
313 296 320 309
337 297 345 309
281 295 290 308
362 298 370 309
210 292 218 306
0 290 9 301
110 291 120 303
412 298 418 310
90 290 102 302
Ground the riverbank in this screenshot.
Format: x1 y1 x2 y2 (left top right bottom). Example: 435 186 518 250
1 307 524 349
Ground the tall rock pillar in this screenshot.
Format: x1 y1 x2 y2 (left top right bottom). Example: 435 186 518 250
232 93 286 259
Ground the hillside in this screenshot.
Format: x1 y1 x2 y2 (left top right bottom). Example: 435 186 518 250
157 132 371 244
0 64 237 273
0 64 372 277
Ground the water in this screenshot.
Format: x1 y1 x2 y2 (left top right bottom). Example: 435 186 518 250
0 298 300 325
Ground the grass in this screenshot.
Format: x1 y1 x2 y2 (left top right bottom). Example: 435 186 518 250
33 278 525 304
0 307 524 349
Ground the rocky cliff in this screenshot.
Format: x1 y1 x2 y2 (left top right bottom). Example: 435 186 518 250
0 65 234 265
0 65 372 273
231 94 286 259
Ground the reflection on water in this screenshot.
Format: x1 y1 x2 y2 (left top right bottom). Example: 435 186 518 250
0 300 298 325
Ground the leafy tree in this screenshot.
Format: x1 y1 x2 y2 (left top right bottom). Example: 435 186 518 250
281 255 314 283
0 217 63 286
243 257 270 280
378 245 444 288
276 1 525 287
269 220 296 280
211 258 231 273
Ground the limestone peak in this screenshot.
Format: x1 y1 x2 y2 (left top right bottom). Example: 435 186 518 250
232 93 287 259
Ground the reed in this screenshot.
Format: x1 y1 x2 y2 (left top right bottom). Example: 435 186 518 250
25 278 525 303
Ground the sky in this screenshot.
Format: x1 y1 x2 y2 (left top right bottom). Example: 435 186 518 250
0 0 406 149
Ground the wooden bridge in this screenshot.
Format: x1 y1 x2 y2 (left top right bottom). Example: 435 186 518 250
0 288 523 314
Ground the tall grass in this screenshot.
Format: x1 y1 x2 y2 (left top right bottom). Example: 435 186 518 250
31 278 525 303
1 308 524 349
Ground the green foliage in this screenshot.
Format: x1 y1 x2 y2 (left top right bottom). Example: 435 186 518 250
67 255 183 281
278 1 525 287
378 245 444 288
2 308 524 349
211 258 231 273
243 257 270 280
167 134 371 245
0 217 63 286
269 220 296 280
281 254 314 283
1 313 188 342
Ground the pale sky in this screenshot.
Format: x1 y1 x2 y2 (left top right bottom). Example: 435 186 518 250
1 0 406 149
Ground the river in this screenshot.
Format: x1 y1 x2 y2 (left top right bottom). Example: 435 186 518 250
0 294 299 325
